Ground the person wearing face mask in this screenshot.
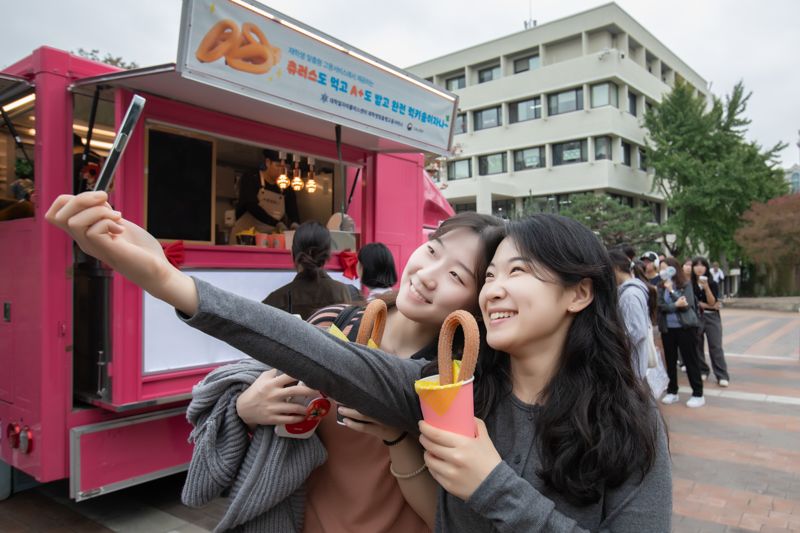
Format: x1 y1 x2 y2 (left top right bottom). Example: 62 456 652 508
45 192 502 533
46 195 671 532
658 258 705 407
230 149 300 239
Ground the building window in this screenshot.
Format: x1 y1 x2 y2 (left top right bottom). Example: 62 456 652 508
447 159 471 180
628 92 637 116
478 153 507 175
513 54 540 74
591 82 619 108
552 140 588 166
509 97 541 123
478 65 501 84
594 136 612 161
513 146 545 171
621 141 632 166
492 199 515 219
548 87 584 116
608 193 634 208
452 202 477 213
645 101 653 114
639 147 647 171
474 106 501 130
446 75 466 91
454 113 467 134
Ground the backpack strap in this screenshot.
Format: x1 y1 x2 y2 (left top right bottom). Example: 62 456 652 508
333 304 363 342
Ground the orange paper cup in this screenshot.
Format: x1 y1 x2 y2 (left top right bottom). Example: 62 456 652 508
415 361 476 437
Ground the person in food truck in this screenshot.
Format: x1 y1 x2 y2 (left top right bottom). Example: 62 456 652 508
47 193 671 532
231 149 299 239
262 220 354 320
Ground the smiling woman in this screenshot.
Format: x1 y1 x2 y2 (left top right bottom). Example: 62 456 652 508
46 186 670 531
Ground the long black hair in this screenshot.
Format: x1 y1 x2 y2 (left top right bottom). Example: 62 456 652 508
473 214 659 507
690 256 711 288
358 242 398 289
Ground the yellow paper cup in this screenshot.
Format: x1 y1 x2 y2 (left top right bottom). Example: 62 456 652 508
415 362 476 437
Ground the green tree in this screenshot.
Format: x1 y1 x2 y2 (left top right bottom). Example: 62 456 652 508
644 80 787 264
557 194 661 250
74 48 139 70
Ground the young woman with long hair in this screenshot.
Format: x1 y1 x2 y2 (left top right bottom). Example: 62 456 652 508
47 191 501 532
691 256 730 387
658 257 705 407
47 195 671 531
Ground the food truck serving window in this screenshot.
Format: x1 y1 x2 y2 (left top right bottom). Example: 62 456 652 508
146 127 215 243
144 122 344 249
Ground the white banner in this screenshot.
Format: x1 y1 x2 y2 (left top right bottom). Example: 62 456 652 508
178 0 457 154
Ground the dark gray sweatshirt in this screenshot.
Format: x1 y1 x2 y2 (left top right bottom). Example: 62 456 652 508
179 278 672 533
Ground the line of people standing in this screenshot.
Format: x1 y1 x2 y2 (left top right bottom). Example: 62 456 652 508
631 250 730 409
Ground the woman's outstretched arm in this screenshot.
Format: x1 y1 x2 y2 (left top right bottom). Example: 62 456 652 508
46 192 199 314
46 192 424 432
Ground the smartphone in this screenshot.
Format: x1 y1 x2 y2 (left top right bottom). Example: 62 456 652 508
93 95 146 192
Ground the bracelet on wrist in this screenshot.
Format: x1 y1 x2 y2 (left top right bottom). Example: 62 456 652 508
383 431 408 446
389 461 428 479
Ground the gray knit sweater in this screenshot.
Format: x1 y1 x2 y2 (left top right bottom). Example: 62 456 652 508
179 278 672 532
181 358 327 532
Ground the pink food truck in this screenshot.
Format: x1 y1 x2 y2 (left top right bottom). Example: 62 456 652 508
0 0 456 501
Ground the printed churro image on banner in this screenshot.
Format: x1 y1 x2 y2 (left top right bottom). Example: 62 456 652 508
196 19 281 75
414 310 480 438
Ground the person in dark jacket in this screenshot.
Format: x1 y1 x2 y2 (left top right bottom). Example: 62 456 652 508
262 221 354 320
658 257 705 407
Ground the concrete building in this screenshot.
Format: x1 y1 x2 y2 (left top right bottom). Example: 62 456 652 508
407 2 710 221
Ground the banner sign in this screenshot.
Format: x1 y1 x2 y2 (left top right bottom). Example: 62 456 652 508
178 0 457 154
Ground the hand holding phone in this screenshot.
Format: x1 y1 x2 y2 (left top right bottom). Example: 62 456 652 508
93 95 146 192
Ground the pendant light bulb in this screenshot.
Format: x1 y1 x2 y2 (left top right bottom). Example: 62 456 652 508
305 157 317 193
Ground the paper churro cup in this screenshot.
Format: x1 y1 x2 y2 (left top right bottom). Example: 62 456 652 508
415 310 480 438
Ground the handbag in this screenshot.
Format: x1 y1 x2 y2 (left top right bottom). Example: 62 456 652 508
645 339 669 399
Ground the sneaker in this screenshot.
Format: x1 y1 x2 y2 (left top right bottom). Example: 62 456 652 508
661 393 680 405
686 396 706 408
719 379 729 387
701 374 708 382
680 365 687 373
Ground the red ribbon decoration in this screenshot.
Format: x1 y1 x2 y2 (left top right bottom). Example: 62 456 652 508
338 250 359 280
161 240 186 268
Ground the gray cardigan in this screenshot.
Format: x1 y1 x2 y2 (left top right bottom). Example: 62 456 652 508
181 358 327 532
179 278 672 533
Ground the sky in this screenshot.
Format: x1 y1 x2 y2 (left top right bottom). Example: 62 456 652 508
3 0 798 167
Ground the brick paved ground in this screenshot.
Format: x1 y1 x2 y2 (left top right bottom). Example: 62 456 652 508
0 309 797 532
